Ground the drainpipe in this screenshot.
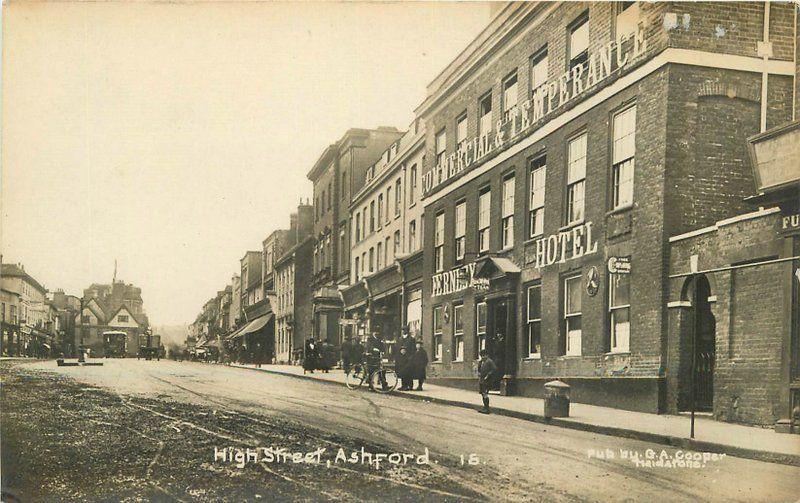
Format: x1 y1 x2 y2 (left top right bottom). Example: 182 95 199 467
759 1 772 132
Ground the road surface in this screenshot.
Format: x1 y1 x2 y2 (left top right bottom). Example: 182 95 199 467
4 359 800 502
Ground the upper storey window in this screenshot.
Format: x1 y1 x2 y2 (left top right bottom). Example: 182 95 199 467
568 12 589 72
435 128 447 167
478 92 492 138
502 71 518 122
615 1 640 40
530 47 548 96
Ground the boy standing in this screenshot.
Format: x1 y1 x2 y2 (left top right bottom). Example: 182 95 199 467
477 349 497 414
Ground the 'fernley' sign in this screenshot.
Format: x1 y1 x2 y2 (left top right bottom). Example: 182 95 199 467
422 25 647 197
431 262 489 297
533 222 599 269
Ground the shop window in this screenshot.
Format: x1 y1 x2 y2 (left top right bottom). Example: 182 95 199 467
434 212 445 272
502 175 515 249
479 91 492 137
564 275 582 356
453 304 464 361
433 305 443 361
502 70 518 122
435 128 447 167
609 272 631 353
454 201 466 262
612 105 636 209
568 12 589 72
395 178 402 217
527 284 542 358
566 133 587 225
478 188 491 253
530 46 549 97
528 156 546 238
456 112 468 151
475 301 487 359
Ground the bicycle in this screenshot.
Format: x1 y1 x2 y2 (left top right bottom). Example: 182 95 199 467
345 358 397 393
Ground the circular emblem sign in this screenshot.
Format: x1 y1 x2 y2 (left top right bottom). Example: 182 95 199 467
586 266 600 297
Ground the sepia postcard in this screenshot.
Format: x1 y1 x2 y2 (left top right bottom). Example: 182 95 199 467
2 1 800 501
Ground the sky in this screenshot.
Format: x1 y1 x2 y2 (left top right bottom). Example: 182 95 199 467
1 1 491 327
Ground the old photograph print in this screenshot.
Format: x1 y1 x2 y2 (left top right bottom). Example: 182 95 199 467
2 1 800 501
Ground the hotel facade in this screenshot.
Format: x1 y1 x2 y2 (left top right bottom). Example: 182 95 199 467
417 1 797 425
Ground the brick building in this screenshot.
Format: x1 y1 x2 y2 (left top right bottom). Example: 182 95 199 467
416 1 796 420
341 124 426 347
272 203 314 363
306 127 403 346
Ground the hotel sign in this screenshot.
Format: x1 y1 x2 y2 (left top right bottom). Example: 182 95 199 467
431 262 490 298
422 26 647 197
533 221 599 269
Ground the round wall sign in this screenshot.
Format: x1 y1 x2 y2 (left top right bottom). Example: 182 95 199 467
586 266 600 297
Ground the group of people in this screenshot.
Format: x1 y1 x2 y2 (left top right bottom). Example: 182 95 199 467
302 337 337 373
301 328 499 414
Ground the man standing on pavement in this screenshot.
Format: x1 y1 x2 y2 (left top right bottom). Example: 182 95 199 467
399 326 415 355
477 349 497 414
411 339 428 391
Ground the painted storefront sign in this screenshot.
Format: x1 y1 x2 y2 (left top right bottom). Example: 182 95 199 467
422 26 647 197
431 262 490 298
533 221 599 269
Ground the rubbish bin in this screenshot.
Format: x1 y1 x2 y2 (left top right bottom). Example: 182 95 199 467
544 380 570 418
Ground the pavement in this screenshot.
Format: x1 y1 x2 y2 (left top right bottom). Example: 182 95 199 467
230 362 800 467
9 358 800 502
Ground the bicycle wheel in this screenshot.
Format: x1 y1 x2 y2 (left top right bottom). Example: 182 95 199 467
345 366 366 390
370 368 398 394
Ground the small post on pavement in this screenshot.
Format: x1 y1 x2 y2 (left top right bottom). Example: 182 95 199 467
688 255 699 439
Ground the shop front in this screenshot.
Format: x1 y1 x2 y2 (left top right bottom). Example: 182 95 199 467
399 250 424 341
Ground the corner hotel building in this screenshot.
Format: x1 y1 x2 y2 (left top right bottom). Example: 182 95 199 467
417 1 796 419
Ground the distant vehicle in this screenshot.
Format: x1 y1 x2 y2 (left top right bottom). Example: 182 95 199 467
103 331 128 358
138 334 162 360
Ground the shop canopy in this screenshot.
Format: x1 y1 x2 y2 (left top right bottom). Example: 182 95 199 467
229 313 273 340
473 256 521 279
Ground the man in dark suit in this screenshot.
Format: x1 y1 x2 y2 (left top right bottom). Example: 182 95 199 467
477 349 497 414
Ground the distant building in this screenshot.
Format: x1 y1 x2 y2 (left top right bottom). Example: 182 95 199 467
75 280 150 357
1 262 51 356
273 203 314 363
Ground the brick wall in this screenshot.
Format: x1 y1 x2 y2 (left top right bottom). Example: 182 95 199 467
668 210 788 426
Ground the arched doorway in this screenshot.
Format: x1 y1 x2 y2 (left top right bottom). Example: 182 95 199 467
680 274 717 412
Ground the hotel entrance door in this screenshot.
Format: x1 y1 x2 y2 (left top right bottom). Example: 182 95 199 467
487 299 509 391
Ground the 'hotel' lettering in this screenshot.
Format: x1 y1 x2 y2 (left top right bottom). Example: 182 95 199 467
534 222 599 269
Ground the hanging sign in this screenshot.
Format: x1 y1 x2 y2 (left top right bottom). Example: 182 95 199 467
607 256 631 274
586 266 600 297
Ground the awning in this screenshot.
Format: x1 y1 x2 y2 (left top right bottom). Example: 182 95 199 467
473 256 521 279
237 313 274 337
